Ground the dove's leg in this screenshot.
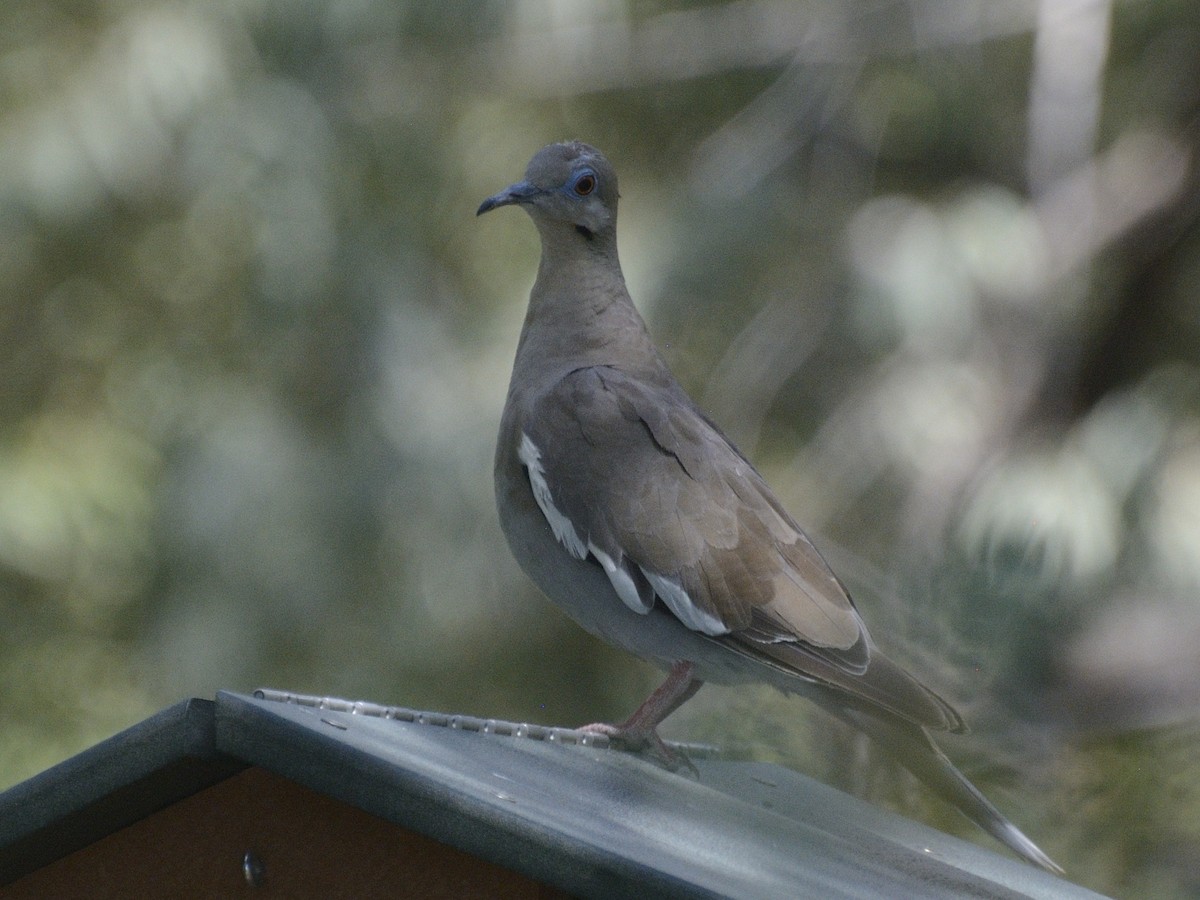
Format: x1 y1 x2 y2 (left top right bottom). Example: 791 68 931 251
579 661 703 771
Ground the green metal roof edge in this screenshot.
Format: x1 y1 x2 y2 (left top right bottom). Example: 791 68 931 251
0 692 1110 899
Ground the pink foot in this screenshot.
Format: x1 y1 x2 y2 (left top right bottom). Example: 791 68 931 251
578 721 698 775
576 662 705 776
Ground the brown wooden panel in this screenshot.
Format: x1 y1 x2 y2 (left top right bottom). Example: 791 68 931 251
2 767 570 899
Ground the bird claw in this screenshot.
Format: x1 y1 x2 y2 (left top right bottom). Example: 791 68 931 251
578 722 700 778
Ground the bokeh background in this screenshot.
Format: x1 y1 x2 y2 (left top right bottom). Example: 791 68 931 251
3 1 1200 894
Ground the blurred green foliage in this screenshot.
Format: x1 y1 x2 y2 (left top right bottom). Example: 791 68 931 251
2 1 1199 894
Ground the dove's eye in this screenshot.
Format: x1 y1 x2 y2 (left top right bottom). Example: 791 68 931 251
573 173 596 196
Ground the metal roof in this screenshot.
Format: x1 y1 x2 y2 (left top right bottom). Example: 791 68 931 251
0 690 1106 899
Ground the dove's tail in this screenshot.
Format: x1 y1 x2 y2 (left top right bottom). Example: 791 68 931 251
828 705 1064 875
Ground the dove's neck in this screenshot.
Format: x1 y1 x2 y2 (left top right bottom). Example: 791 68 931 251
510 233 672 394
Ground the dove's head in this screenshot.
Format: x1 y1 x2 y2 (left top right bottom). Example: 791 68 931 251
477 141 619 243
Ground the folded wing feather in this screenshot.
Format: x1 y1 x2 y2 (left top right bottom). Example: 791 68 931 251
523 365 865 649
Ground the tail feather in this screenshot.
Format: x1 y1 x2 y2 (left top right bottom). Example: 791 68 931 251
828 705 1064 875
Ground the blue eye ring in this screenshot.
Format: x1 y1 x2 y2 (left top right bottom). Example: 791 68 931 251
573 171 596 196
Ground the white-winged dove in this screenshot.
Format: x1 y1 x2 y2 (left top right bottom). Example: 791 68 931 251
478 141 1062 874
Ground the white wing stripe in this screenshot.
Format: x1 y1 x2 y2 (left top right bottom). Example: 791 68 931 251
641 570 729 636
518 433 587 559
589 544 654 614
